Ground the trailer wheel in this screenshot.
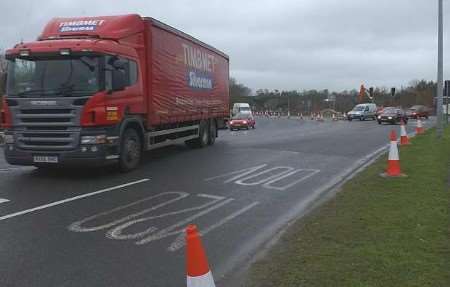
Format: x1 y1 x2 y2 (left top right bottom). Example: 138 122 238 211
208 119 216 145
186 120 209 148
119 128 142 172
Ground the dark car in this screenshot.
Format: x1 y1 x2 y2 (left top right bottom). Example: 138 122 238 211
377 107 408 125
376 106 384 117
406 105 429 119
229 114 256 130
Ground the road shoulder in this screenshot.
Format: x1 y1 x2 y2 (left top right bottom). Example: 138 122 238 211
242 128 450 287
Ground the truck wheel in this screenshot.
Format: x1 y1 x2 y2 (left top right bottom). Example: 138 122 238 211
208 119 216 145
186 120 209 148
119 128 142 172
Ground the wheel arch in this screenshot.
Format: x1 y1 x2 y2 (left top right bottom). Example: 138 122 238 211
119 117 146 149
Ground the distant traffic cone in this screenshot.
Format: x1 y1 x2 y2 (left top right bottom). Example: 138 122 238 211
381 130 405 177
332 114 337 121
310 113 315 120
399 120 410 145
186 225 216 287
416 119 424 135
300 113 304 120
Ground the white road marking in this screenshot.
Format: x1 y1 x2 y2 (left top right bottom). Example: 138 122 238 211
68 192 260 250
196 193 227 200
0 178 150 222
168 201 260 252
69 192 190 233
204 164 268 183
235 166 295 186
70 192 225 234
263 169 321 191
206 164 321 191
0 167 30 173
0 198 10 204
133 198 235 245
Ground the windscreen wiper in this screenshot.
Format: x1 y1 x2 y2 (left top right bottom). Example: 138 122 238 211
11 89 58 97
56 84 75 95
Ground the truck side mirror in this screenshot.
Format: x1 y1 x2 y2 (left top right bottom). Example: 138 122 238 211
111 69 127 92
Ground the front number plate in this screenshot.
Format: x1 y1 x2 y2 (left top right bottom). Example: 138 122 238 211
33 156 58 163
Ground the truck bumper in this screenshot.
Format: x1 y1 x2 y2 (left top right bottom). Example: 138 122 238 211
3 144 119 167
2 127 120 167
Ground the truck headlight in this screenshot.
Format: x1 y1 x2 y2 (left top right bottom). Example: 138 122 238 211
4 134 14 144
81 135 107 144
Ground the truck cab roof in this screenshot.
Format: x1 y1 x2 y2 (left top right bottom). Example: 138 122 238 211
8 14 228 60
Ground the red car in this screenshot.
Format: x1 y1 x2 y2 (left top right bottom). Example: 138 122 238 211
229 115 256 130
406 105 429 119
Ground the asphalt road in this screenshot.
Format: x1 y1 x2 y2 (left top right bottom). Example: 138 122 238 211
0 117 435 287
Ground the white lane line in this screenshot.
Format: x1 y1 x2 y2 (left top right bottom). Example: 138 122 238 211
0 198 10 204
0 167 28 172
0 178 150 222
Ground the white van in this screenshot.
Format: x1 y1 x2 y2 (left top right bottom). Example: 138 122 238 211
232 103 252 116
347 103 377 121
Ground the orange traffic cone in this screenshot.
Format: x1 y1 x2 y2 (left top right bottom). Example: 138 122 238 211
186 225 216 287
415 119 424 135
381 130 406 177
399 120 410 145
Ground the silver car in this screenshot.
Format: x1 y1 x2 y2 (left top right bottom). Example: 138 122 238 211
347 103 377 121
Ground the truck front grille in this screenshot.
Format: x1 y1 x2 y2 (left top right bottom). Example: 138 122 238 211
16 130 79 151
14 108 81 151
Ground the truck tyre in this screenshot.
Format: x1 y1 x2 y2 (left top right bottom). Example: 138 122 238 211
186 120 209 148
208 119 216 145
119 128 142 172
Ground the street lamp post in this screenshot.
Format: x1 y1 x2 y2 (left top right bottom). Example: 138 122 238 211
436 0 444 138
287 94 290 118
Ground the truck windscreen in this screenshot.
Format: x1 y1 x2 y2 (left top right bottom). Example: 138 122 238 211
6 56 100 97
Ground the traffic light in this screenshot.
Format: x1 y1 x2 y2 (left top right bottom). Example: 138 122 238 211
369 87 374 98
444 81 450 98
359 85 366 103
391 87 396 97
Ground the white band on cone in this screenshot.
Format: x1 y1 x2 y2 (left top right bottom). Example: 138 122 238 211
187 271 216 287
388 141 399 160
400 125 407 136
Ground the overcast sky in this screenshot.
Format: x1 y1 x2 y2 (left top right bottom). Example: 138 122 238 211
0 0 448 91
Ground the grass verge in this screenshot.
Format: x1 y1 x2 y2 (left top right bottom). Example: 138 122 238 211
245 128 450 287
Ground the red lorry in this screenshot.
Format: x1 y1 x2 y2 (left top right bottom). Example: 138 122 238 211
0 14 229 171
